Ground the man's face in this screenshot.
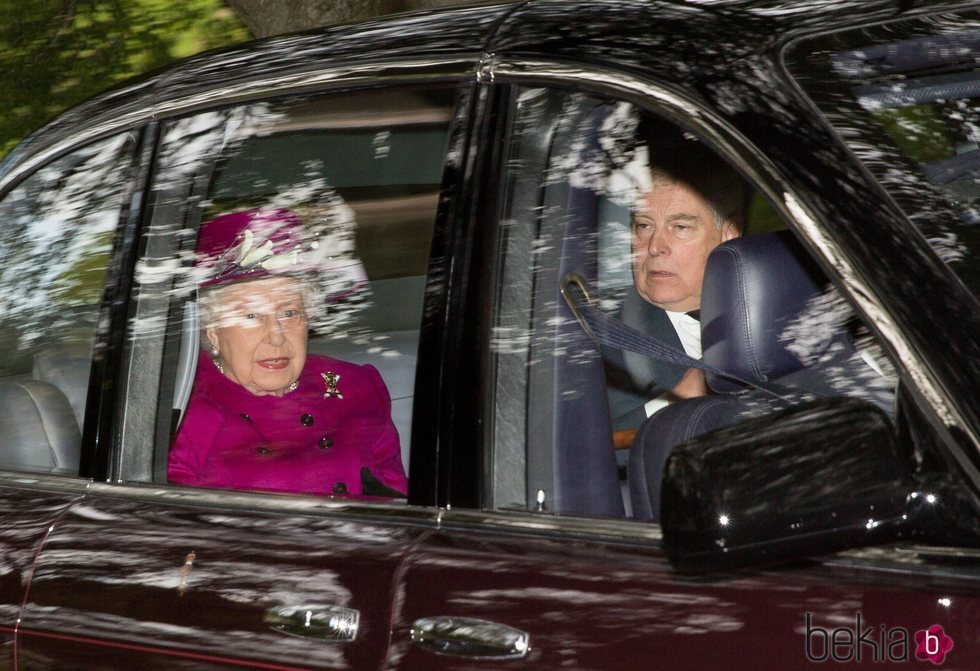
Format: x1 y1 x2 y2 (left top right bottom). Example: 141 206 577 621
632 178 739 313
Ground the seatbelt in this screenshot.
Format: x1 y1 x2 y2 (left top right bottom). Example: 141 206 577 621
559 272 796 402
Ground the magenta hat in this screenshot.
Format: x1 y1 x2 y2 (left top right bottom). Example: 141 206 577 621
196 209 308 287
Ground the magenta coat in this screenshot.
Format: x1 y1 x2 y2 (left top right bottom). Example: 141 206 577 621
169 352 407 498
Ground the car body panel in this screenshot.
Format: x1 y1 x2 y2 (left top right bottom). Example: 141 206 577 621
0 478 88 669
0 1 977 669
16 489 432 669
390 526 980 668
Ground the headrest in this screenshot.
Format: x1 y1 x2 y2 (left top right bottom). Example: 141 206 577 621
0 378 81 474
701 231 832 393
33 343 92 428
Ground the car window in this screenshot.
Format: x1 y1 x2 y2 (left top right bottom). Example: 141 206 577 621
122 85 457 497
489 86 899 520
0 132 138 475
784 11 980 298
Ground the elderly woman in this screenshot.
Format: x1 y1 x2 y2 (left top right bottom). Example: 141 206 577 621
168 208 407 498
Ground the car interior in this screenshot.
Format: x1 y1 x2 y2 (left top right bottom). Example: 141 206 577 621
0 359 84 475
161 87 455 482
496 90 898 521
0 325 97 474
0 133 135 476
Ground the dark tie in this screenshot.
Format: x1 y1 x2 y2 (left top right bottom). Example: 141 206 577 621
686 310 700 321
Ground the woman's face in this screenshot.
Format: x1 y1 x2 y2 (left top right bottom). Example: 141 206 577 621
205 277 308 396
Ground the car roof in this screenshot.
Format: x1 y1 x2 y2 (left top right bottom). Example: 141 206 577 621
0 1 517 181
2 0 974 182
493 0 974 76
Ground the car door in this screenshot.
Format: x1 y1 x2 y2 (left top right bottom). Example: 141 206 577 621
20 496 430 670
391 526 979 668
12 62 478 669
384 52 980 668
0 484 87 669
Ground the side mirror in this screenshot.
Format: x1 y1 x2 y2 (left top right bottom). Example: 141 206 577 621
660 397 919 573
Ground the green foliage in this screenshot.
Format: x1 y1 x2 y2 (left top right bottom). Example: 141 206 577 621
0 0 250 159
746 192 785 235
873 105 953 164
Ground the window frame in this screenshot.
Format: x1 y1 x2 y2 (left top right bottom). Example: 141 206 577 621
0 51 974 554
112 67 478 513
0 125 150 481
469 58 979 531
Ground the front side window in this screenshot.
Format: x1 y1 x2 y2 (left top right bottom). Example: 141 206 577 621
490 86 898 521
0 132 137 474
125 85 457 498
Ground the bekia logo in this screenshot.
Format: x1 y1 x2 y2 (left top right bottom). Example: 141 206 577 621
915 625 954 665
805 613 954 664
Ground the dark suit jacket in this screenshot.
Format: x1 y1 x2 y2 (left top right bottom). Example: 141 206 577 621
603 288 688 431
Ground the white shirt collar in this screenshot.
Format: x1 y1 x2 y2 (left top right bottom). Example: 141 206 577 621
664 309 702 359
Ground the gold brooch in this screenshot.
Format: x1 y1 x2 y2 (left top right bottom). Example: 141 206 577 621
322 372 343 399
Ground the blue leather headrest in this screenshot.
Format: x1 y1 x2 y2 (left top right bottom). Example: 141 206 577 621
701 231 831 393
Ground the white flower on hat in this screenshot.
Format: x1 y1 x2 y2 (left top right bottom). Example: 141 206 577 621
230 228 299 272
235 230 271 269
260 248 299 270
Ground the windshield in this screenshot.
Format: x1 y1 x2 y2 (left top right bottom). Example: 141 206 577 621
786 13 980 298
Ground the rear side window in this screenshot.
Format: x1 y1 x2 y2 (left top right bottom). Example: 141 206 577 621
122 85 458 499
0 132 137 474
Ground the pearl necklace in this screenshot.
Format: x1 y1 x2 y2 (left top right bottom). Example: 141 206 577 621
213 355 299 394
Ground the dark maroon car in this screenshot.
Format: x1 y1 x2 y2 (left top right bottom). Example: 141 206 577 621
0 0 978 668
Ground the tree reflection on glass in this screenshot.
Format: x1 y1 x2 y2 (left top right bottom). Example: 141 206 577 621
0 132 137 375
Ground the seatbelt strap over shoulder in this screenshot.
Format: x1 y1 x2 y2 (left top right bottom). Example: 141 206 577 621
559 273 794 402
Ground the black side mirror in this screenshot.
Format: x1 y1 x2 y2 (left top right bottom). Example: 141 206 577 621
661 397 919 573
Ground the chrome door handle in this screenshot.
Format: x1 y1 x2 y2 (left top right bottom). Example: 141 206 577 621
264 604 359 641
410 616 530 659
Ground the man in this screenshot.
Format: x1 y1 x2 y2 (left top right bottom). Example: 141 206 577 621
607 140 746 431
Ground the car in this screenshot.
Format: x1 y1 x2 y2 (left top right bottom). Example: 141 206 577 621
0 0 977 668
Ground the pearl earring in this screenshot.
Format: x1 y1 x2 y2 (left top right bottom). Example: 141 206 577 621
211 348 225 375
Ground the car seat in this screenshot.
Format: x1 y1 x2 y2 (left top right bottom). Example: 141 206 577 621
629 231 856 521
527 102 627 518
0 341 96 475
0 377 81 474
33 341 93 429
